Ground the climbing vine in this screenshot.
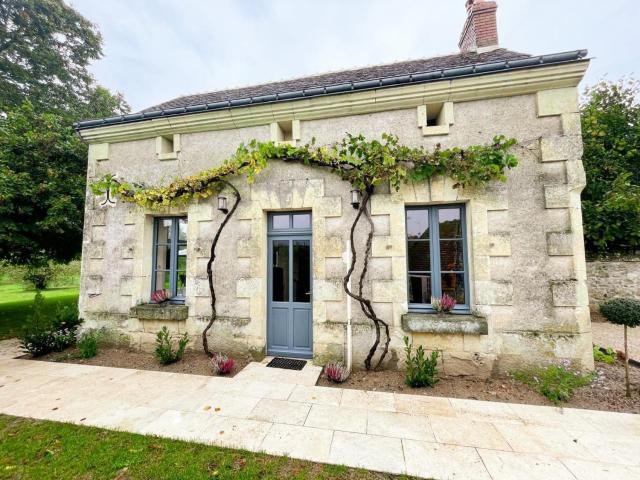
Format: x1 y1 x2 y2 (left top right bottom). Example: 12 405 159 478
91 133 517 370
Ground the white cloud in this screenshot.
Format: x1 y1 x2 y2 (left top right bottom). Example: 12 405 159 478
70 0 640 112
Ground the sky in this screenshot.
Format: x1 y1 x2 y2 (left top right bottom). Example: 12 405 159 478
70 0 640 113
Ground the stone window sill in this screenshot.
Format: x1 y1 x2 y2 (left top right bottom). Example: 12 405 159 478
130 304 188 321
401 312 488 335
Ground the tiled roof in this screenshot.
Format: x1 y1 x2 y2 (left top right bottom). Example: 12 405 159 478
141 48 530 113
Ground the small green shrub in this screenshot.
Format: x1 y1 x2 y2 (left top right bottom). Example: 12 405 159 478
593 345 617 364
154 327 188 365
600 298 640 328
404 336 439 388
78 331 99 359
23 256 53 290
511 362 594 404
19 292 82 356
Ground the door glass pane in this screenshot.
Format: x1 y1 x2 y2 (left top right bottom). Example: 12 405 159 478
406 209 430 239
272 240 289 301
178 218 188 242
439 240 464 271
155 244 171 270
408 240 430 272
409 274 432 304
272 214 289 230
438 208 462 238
156 219 172 243
176 271 186 297
292 213 311 229
155 271 170 291
293 240 311 303
441 272 466 304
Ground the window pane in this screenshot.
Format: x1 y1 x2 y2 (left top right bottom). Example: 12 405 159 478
272 240 289 301
293 240 311 303
439 240 464 271
438 208 462 238
292 213 311 229
176 271 186 297
408 241 430 272
441 273 466 304
178 218 188 242
155 244 171 270
177 252 187 271
156 219 172 243
272 214 289 230
409 275 432 304
406 209 429 239
155 271 170 291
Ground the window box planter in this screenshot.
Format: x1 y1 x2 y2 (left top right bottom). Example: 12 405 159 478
130 304 188 321
401 312 488 335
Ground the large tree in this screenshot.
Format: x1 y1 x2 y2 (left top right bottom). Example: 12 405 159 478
581 79 640 255
0 0 129 265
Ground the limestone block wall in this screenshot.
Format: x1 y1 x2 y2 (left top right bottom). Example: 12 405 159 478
587 257 640 305
79 88 594 374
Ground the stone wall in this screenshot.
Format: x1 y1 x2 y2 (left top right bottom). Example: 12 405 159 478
587 257 640 305
79 87 594 377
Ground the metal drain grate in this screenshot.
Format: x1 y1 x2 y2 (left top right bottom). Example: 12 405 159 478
266 357 307 370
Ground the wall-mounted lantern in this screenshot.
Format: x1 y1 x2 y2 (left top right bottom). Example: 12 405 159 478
350 189 361 210
217 195 228 214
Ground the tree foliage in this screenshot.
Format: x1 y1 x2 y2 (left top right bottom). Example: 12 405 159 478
0 0 129 265
581 79 640 255
0 0 128 115
0 103 86 263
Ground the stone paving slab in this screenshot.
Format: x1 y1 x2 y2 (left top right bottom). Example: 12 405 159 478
0 340 639 479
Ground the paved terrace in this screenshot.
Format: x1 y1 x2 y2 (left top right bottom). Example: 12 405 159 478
0 340 639 480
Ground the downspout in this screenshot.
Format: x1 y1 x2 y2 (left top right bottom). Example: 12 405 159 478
344 239 353 373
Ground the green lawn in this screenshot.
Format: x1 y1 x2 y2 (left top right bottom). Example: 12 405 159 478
0 415 412 480
0 284 79 340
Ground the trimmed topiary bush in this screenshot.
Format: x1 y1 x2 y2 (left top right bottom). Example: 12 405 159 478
599 297 640 397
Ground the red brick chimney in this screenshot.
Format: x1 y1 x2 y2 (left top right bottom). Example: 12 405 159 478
459 0 499 53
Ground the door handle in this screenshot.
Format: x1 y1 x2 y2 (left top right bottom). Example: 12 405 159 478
305 292 311 295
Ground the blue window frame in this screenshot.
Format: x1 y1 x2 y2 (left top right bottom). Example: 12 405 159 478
152 217 187 303
406 204 470 312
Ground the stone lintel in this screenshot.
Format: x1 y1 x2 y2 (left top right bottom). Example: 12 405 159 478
401 312 488 335
130 304 189 321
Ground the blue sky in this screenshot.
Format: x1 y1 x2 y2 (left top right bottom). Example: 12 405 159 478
71 0 639 112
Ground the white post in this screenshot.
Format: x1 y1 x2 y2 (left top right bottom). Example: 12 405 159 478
344 240 353 373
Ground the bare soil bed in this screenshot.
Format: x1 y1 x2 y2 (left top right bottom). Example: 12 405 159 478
39 347 250 378
319 360 640 414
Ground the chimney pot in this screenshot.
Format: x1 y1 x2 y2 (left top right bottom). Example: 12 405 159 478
459 0 499 53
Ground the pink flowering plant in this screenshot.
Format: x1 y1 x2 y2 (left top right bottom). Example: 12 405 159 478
431 294 457 313
325 362 348 383
150 289 170 304
211 354 235 375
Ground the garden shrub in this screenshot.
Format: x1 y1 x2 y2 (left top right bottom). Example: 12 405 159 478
593 345 617 364
404 336 439 388
154 327 188 365
19 292 82 356
211 354 235 375
511 362 595 405
23 257 53 290
78 330 99 359
599 297 640 397
325 362 348 383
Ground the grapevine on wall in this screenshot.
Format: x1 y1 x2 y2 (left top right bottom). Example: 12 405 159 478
91 133 517 370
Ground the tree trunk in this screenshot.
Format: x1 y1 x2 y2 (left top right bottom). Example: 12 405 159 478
343 190 391 371
202 181 241 358
624 325 631 398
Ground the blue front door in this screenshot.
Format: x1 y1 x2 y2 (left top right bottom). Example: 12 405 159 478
267 212 312 358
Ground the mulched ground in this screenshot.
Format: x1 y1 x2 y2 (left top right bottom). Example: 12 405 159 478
318 360 640 414
40 347 250 378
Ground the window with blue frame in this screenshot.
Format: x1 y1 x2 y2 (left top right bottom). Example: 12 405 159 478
406 205 469 312
152 217 187 303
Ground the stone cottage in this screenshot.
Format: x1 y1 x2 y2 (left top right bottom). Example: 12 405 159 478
75 0 594 376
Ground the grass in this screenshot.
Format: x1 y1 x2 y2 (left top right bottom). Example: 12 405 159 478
0 415 413 480
0 284 79 340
